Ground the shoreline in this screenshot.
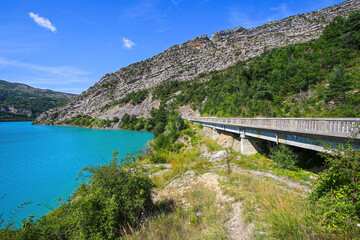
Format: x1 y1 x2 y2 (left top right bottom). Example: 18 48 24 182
32 122 153 133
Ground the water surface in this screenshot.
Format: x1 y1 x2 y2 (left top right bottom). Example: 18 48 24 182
0 122 153 224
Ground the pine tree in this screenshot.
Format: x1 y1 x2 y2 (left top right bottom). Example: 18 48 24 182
325 65 352 104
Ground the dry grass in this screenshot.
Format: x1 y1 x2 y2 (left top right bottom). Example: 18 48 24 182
232 153 273 171
222 171 313 239
150 149 202 188
123 181 229 240
201 138 223 152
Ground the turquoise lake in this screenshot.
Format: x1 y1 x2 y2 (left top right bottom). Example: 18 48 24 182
0 122 153 224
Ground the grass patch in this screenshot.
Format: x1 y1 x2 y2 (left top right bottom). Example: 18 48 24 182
149 149 202 188
221 171 313 239
201 138 222 152
232 153 273 171
123 183 229 240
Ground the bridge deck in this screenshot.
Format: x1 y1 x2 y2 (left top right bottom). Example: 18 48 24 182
190 117 360 153
190 117 360 139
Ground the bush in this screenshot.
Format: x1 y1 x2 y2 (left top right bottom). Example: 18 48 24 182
149 153 167 164
153 122 166 137
153 134 170 151
1 153 154 239
269 144 298 170
310 144 360 237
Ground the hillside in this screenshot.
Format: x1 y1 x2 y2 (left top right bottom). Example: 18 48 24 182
34 0 360 125
0 80 75 121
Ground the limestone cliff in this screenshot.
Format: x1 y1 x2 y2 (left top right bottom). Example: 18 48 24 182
34 0 360 125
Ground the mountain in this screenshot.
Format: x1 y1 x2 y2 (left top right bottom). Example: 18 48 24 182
34 0 360 126
0 80 76 121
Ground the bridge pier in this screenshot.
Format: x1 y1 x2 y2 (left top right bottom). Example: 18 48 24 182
207 126 258 155
239 130 258 155
240 137 258 155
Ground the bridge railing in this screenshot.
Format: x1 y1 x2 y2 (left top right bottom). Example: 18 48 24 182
190 117 360 137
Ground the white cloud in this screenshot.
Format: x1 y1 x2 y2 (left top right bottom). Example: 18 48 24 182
0 57 90 94
171 0 179 7
120 1 170 34
122 37 136 49
156 27 170 33
29 12 57 33
57 8 105 31
228 8 265 29
121 0 166 23
228 3 295 29
270 3 290 16
171 0 184 11
267 3 293 22
0 57 88 76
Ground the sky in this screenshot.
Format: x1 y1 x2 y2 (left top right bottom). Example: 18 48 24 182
0 0 345 94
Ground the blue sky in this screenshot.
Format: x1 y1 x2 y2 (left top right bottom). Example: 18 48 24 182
0 0 344 94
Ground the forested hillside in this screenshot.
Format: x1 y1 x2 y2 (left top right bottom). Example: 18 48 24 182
150 11 360 118
0 80 75 121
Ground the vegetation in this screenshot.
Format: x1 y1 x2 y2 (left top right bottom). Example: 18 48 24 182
123 182 229 240
119 104 170 133
269 144 298 170
222 169 311 239
62 115 118 128
120 104 188 154
0 80 74 121
101 89 149 111
310 144 360 238
0 112 32 122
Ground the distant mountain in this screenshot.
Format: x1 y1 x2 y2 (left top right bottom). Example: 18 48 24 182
34 0 360 126
0 80 76 121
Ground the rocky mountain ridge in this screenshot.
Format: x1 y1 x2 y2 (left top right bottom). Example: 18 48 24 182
35 0 360 125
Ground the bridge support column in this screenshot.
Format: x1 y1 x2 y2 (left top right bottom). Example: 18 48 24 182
212 127 219 140
240 129 258 156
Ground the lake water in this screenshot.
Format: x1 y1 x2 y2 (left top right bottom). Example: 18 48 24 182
0 122 153 225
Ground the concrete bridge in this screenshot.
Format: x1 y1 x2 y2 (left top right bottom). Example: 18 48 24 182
189 117 360 155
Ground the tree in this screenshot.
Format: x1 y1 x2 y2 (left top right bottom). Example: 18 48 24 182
269 144 298 170
154 104 168 125
325 65 352 104
121 113 130 125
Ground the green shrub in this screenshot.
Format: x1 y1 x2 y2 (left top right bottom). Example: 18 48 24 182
269 144 298 170
1 153 154 239
310 144 360 237
153 134 170 151
153 122 165 137
149 153 167 164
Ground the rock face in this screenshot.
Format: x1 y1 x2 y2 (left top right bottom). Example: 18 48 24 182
0 106 35 118
35 0 360 125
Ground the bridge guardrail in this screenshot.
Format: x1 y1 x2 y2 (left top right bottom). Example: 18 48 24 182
189 117 360 138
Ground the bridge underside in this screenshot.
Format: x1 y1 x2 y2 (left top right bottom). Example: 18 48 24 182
198 122 359 155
